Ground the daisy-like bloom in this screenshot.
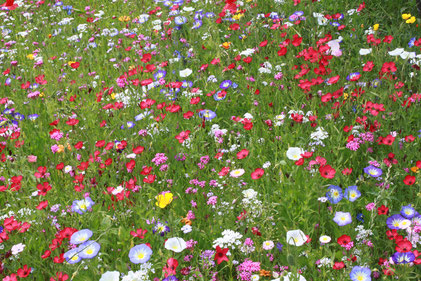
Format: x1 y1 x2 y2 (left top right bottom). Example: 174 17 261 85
286 229 307 246
198 109 217 121
71 197 95 215
192 20 202 29
99 271 120 281
63 248 82 264
400 204 419 219
78 240 101 259
262 240 274 250
164 237 187 253
349 266 371 281
319 235 331 244
326 185 343 204
392 252 415 264
230 169 245 178
344 186 361 202
333 212 352 226
70 229 93 245
363 165 382 178
386 214 405 230
219 80 232 89
286 147 305 161
129 244 153 264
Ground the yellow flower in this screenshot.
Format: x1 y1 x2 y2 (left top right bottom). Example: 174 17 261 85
406 16 416 24
343 93 349 100
402 13 412 20
156 192 173 208
233 13 244 20
57 145 65 153
110 93 116 100
67 143 72 151
67 61 76 66
39 92 44 97
222 42 231 49
26 54 34 60
373 24 379 31
119 16 131 22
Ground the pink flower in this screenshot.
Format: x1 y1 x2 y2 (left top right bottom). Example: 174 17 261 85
27 155 37 163
365 202 376 211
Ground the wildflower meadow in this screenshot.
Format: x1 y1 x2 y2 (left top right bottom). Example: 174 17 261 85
1 0 421 280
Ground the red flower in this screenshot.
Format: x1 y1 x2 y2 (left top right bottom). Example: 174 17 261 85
277 47 288 56
319 165 336 179
17 265 31 278
363 61 374 72
405 135 415 143
333 261 345 270
1 0 18 10
236 149 249 159
175 130 191 143
130 228 148 239
396 239 412 253
214 246 229 264
403 175 416 186
381 62 397 73
218 167 230 176
377 205 389 215
133 146 144 154
36 200 49 210
66 118 79 126
163 258 178 277
341 168 352 175
337 235 351 246
251 168 264 179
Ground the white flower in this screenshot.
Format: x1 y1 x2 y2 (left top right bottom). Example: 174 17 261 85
242 189 257 199
99 271 120 281
286 230 307 246
181 224 192 234
359 48 372 55
388 48 404 56
319 235 331 244
240 48 255 56
399 219 411 229
179 68 192 77
11 243 25 255
230 169 245 178
310 127 329 141
282 272 306 281
112 185 124 195
286 147 304 161
165 237 187 253
251 275 260 281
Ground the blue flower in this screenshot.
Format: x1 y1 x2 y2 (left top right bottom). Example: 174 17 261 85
400 204 418 219
349 266 371 281
409 37 416 48
214 91 227 101
78 240 101 259
386 214 405 230
129 244 153 264
70 229 93 245
219 80 232 89
344 186 361 202
192 20 202 29
174 16 187 25
276 242 283 252
392 252 415 264
333 211 352 226
198 109 217 121
71 197 95 215
163 276 179 281
63 248 82 264
326 185 343 204
356 213 364 223
363 165 382 178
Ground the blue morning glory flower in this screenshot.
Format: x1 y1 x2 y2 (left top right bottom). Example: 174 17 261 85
392 252 415 264
71 197 95 215
364 165 382 178
198 109 217 121
349 266 371 281
344 186 361 202
129 244 153 264
78 240 101 259
400 204 418 219
219 80 232 89
386 214 405 230
326 185 343 204
70 229 93 245
63 248 82 264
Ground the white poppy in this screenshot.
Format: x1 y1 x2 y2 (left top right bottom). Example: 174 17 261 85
286 229 307 246
164 237 187 253
286 147 304 161
179 68 192 77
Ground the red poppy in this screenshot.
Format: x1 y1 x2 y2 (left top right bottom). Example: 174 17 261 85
175 130 191 143
333 261 345 270
1 0 18 10
237 149 249 159
251 168 264 179
214 246 229 264
218 167 230 176
17 265 30 278
319 165 336 179
403 175 416 186
396 239 412 253
337 235 351 246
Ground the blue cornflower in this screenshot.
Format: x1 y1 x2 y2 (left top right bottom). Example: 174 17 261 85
344 186 361 202
326 185 343 204
276 242 283 252
356 213 364 223
152 220 170 236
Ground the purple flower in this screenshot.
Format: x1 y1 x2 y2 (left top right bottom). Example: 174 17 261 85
364 165 382 177
392 252 415 264
333 211 352 226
